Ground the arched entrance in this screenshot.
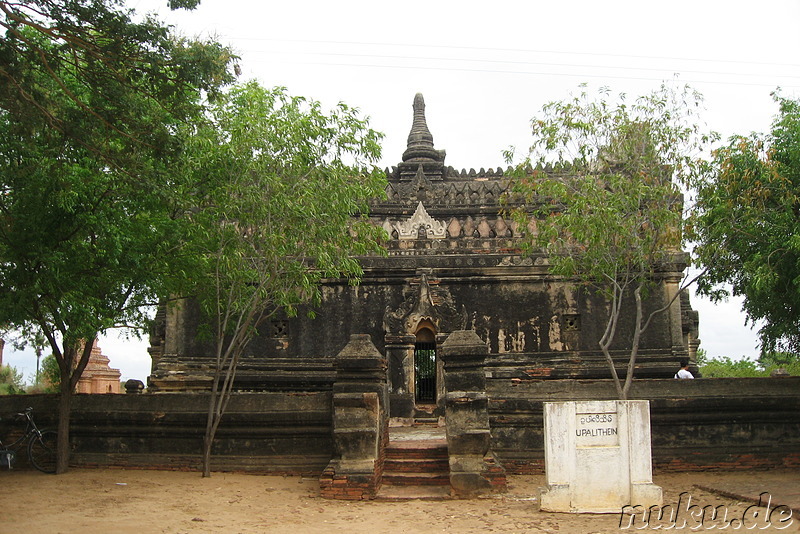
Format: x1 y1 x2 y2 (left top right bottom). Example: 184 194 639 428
414 323 437 405
383 271 466 418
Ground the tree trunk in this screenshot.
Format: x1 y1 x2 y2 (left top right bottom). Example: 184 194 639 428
202 430 213 477
56 379 72 474
202 350 228 477
201 361 240 477
51 339 96 474
601 346 626 399
202 388 218 478
599 286 625 399
620 287 645 400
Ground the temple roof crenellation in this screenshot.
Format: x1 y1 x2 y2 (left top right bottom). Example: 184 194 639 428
383 94 579 211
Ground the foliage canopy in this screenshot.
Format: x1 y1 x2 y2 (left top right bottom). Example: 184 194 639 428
0 364 24 395
0 0 236 472
506 84 715 398
697 349 800 377
172 81 387 476
691 93 800 354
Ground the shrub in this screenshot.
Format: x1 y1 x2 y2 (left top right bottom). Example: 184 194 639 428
0 364 25 395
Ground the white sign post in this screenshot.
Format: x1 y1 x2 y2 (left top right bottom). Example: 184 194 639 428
539 400 662 513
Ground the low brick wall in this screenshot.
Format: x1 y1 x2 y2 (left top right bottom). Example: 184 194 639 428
1 378 798 475
0 392 332 474
488 377 800 473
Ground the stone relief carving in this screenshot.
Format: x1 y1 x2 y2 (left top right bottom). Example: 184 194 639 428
497 256 534 267
382 179 508 207
376 213 541 242
394 201 447 240
383 272 467 336
495 255 549 267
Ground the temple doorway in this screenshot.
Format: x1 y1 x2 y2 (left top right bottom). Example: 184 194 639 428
414 324 437 404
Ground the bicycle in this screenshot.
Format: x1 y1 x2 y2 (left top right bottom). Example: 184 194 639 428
0 407 57 473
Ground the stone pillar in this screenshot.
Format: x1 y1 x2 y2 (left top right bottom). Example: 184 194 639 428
688 335 701 364
664 276 687 357
320 334 388 500
124 379 145 394
435 332 449 411
539 400 662 513
440 330 506 497
384 334 415 420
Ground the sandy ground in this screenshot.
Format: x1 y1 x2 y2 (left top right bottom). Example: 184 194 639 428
0 469 797 534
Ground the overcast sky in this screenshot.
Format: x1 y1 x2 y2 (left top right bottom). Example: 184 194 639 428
4 0 800 383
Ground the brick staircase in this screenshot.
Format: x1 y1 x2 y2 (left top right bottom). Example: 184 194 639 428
376 424 451 500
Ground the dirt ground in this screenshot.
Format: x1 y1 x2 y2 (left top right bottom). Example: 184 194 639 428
0 469 797 533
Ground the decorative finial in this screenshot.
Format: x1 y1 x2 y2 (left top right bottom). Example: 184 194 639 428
403 93 441 162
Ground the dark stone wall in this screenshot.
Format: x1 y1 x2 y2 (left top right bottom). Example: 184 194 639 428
291 267 676 359
285 279 400 358
488 377 800 473
0 392 332 473
151 263 683 391
2 378 797 474
446 277 673 355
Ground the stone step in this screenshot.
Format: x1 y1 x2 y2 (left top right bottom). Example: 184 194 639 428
413 417 440 426
388 424 446 441
374 485 451 501
381 426 452 495
413 404 438 418
383 457 449 473
381 472 451 486
385 443 448 460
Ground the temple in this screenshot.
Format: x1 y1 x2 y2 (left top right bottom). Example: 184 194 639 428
148 93 700 421
6 94 791 499
75 340 122 394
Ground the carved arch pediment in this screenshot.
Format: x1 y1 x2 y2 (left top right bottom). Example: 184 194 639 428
394 202 446 240
383 271 467 336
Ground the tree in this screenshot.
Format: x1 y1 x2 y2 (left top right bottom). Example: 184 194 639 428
0 1 234 175
38 354 61 394
696 349 800 377
691 93 800 354
172 81 387 477
0 364 25 395
758 351 800 372
506 84 715 399
697 353 764 378
0 1 236 473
